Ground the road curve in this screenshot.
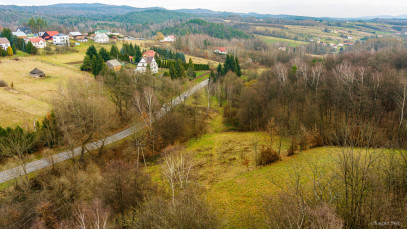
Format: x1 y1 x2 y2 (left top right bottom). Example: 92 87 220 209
0 79 209 184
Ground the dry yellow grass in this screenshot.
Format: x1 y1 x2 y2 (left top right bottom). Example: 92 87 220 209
0 88 50 127
185 54 220 68
0 58 92 127
0 39 218 127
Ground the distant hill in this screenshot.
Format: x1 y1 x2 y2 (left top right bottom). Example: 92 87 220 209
1 3 407 21
112 9 197 24
51 3 164 15
175 8 322 20
159 19 251 39
0 3 163 16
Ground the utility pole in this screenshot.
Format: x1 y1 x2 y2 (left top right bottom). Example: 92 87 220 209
133 136 148 173
207 76 211 115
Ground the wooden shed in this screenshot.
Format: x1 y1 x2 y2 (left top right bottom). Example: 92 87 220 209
30 68 46 78
106 59 122 71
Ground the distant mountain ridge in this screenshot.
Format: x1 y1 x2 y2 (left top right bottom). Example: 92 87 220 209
0 3 165 16
1 3 407 21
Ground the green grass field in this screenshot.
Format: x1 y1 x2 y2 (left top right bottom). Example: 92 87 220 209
145 90 392 227
257 35 309 47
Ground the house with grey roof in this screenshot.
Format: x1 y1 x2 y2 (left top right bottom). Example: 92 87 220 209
0 37 10 51
136 57 158 74
12 31 27 38
69 32 82 39
17 27 32 34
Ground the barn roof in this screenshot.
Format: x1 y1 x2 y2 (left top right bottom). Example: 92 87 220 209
44 31 59 37
30 68 44 74
69 32 82 36
12 31 27 37
0 37 10 44
142 50 157 57
106 59 122 67
28 38 45 43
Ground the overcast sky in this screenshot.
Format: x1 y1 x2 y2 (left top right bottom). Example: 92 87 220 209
1 0 407 18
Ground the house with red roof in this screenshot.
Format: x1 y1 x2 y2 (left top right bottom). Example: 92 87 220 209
142 50 158 58
214 47 227 55
25 37 47 49
163 35 176 42
42 31 59 40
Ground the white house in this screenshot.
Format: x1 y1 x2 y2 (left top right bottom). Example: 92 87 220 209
136 57 158 74
163 35 176 42
25 37 47 48
214 47 228 55
75 36 88 42
53 34 70 46
0 37 10 51
94 33 109 43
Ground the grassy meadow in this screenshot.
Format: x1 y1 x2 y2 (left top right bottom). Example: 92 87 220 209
0 57 91 127
146 89 394 228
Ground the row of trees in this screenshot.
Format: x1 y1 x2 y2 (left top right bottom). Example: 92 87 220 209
151 47 186 62
213 51 407 148
157 59 209 71
118 43 142 62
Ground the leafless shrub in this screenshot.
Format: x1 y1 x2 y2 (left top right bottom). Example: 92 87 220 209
0 79 7 87
134 191 220 229
258 147 280 166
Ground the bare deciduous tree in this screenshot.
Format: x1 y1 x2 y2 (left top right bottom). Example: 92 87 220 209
133 86 160 153
53 80 114 162
74 200 110 229
162 153 192 206
397 80 407 127
274 62 288 84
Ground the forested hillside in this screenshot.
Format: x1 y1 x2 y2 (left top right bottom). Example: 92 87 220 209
159 19 251 39
112 9 196 24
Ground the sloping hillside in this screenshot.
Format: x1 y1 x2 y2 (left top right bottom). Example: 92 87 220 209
113 9 197 24
159 19 251 39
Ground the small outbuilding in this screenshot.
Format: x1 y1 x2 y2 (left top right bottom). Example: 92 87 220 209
30 68 46 78
106 59 122 71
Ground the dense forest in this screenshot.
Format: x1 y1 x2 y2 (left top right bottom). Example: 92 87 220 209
112 9 196 24
158 19 251 39
214 45 407 147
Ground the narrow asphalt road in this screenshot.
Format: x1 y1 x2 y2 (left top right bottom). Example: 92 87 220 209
0 79 209 184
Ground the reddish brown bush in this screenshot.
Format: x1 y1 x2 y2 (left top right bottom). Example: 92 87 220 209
259 147 280 166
